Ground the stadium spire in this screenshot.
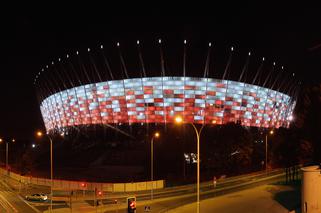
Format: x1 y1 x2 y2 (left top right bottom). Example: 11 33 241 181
100 44 114 80
117 42 129 79
252 57 265 85
183 40 187 77
137 40 146 77
238 51 251 82
203 42 212 78
159 39 166 76
222 46 234 80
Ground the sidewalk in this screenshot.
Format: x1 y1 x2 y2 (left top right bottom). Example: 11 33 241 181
168 183 301 213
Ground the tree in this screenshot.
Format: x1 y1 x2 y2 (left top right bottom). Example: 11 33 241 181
293 84 321 163
211 123 254 175
21 149 35 175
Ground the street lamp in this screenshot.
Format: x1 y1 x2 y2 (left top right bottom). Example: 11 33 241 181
0 138 2 169
265 130 274 173
150 132 160 202
36 131 53 213
175 116 206 213
0 138 15 175
7 139 15 174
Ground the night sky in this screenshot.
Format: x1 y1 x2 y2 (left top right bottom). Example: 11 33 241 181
2 5 321 139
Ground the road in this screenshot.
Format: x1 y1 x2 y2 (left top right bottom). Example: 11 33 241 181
0 169 289 212
0 177 38 212
98 169 287 212
137 171 285 212
166 184 300 213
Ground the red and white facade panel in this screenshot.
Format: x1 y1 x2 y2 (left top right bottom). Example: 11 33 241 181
40 77 295 132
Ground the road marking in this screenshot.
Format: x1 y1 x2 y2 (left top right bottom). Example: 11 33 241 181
0 178 41 212
16 194 42 213
0 196 11 211
0 193 18 212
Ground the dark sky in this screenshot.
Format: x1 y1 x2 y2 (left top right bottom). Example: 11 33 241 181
1 5 321 139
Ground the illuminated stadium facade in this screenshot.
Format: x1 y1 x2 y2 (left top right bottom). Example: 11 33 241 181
35 41 297 133
40 76 294 132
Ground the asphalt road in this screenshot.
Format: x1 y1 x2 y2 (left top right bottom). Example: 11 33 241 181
0 178 38 213
97 169 287 212
143 173 286 212
0 169 289 212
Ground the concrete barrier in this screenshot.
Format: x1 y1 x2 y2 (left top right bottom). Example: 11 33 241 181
136 181 147 191
156 180 164 188
0 168 164 192
102 183 113 192
113 183 125 192
125 182 136 191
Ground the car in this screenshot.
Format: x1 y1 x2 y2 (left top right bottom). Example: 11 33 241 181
25 193 48 201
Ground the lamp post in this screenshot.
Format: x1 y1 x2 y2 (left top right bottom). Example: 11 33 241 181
150 132 160 202
265 130 274 173
0 138 3 169
0 138 15 175
6 141 8 174
175 116 215 213
36 131 53 213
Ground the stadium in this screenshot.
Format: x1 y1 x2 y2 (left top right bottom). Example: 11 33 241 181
35 41 296 134
40 76 294 132
33 40 298 182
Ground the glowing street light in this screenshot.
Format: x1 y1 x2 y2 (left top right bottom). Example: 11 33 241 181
36 130 53 213
174 115 208 213
150 132 160 202
9 138 15 174
154 132 160 138
36 131 43 137
0 138 15 175
265 129 274 173
175 116 183 124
